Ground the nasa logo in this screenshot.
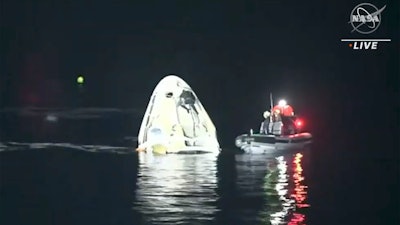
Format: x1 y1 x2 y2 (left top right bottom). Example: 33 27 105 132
341 3 391 50
349 3 386 34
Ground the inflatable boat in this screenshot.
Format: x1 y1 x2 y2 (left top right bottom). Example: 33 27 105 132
235 132 312 154
235 97 312 154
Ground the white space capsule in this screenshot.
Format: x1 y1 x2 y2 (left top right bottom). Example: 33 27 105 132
137 75 220 154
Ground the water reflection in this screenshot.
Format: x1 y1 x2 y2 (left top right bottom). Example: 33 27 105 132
133 150 310 225
215 153 274 225
289 153 309 225
261 152 310 225
134 152 219 224
215 151 310 225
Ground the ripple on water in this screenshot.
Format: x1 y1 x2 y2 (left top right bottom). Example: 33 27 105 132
133 153 219 224
0 143 311 225
133 151 310 225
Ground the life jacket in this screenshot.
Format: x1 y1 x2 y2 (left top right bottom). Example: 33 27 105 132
272 104 294 116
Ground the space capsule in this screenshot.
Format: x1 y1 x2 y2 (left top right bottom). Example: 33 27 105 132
137 75 220 154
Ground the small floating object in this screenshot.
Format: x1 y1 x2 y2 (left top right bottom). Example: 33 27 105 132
77 75 84 84
45 114 58 122
135 147 146 153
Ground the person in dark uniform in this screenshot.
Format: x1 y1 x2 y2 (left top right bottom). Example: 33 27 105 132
270 109 283 136
260 111 271 134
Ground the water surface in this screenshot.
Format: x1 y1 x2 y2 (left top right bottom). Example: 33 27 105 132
0 142 310 225
1 107 397 225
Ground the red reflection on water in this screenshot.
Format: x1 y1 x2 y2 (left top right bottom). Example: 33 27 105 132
289 213 306 225
289 153 309 225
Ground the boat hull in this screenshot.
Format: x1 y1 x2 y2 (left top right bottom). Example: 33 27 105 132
235 132 312 154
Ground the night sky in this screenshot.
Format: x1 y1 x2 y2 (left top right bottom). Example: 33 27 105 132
1 1 399 147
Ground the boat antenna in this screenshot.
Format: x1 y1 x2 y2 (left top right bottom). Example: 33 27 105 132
269 92 273 122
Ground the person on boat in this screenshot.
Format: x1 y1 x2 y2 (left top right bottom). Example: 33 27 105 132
266 109 280 136
273 100 297 135
260 110 271 134
272 100 294 117
272 109 282 122
281 116 297 135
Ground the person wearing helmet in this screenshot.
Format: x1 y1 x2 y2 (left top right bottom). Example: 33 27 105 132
272 109 281 122
260 110 271 134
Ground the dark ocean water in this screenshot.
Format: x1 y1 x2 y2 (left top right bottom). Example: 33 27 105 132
0 108 398 225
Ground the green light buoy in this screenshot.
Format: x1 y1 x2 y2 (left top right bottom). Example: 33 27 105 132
77 75 84 84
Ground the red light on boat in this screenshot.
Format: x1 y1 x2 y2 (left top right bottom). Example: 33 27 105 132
295 119 303 127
